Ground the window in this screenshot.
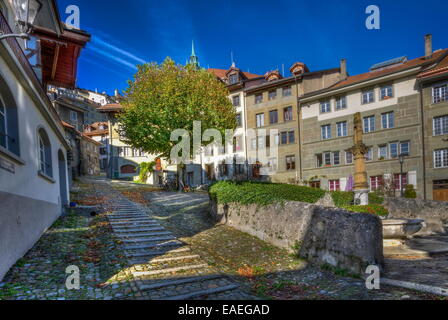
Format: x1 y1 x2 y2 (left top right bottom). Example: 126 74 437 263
236 113 242 127
363 116 375 133
37 128 53 178
400 141 410 156
269 110 278 124
382 112 394 129
229 74 239 85
433 84 448 104
380 85 394 100
336 121 347 137
255 93 263 104
321 124 331 140
283 86 292 97
70 111 78 121
362 89 375 104
256 113 264 127
329 180 340 191
378 145 388 159
365 147 373 161
281 131 288 145
284 106 293 122
320 101 331 113
390 142 399 158
370 176 383 191
434 115 448 136
434 149 448 168
286 155 296 171
232 95 240 107
394 173 408 191
333 151 340 165
268 90 277 100
316 154 323 167
335 96 347 110
288 130 295 144
345 151 353 164
324 152 332 166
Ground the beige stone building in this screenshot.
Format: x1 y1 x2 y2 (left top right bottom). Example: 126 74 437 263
245 62 343 183
418 53 448 200
298 36 448 199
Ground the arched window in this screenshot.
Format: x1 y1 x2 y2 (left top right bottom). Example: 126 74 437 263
0 79 20 156
120 164 136 174
38 128 53 177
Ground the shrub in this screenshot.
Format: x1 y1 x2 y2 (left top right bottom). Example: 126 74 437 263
137 161 155 183
404 184 417 199
343 204 389 217
369 192 384 205
209 181 325 206
331 191 354 207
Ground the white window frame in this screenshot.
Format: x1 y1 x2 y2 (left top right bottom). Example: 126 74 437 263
336 121 347 137
335 96 347 110
321 124 331 140
378 145 388 159
256 113 265 128
433 83 448 104
389 142 399 158
320 101 331 113
433 115 448 136
400 141 410 156
363 116 375 133
381 112 394 129
345 151 353 164
380 85 394 100
38 135 46 173
434 149 448 168
362 89 375 104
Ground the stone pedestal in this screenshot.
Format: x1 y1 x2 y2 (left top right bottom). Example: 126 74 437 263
354 189 369 205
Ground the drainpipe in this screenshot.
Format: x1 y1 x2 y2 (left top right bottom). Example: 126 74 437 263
418 81 427 200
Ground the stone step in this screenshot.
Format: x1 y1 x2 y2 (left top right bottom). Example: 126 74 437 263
125 247 191 258
132 264 209 277
118 231 170 238
114 227 165 233
138 275 223 291
121 235 176 243
130 255 201 266
162 284 240 300
109 216 149 220
124 240 183 251
112 223 161 230
110 220 158 226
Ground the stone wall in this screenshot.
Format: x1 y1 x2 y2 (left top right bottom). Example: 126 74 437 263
210 199 384 274
385 198 448 235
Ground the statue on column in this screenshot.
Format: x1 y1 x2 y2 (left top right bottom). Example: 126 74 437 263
349 112 369 205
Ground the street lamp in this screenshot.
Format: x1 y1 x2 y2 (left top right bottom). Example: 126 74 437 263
0 0 42 41
399 153 405 197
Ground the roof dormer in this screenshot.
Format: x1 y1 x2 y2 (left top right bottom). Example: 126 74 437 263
290 62 309 76
264 70 283 82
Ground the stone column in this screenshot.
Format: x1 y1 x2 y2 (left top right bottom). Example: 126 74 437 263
350 113 369 205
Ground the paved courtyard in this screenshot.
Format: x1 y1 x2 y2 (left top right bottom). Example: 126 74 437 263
0 178 446 300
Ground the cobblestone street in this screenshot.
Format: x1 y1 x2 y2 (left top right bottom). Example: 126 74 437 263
0 178 446 300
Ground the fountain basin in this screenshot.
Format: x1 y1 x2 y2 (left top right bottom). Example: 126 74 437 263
382 219 424 239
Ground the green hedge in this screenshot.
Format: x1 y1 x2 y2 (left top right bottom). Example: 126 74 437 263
209 181 389 217
209 181 325 206
342 205 389 217
368 192 384 205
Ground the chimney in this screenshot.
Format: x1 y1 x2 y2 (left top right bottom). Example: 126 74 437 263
425 34 433 59
340 59 347 79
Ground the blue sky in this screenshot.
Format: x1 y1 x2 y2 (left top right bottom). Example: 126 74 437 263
56 0 448 95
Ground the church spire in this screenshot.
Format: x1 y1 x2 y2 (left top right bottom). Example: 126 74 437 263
189 40 200 69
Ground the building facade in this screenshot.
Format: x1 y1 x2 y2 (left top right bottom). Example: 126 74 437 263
0 0 88 280
245 62 343 183
418 53 448 200
299 37 447 199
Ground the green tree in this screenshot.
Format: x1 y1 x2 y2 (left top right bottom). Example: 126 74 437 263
118 58 236 186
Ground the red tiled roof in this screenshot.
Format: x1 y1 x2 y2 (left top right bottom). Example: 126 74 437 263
84 129 108 137
330 49 448 89
418 53 448 79
208 68 262 80
61 121 75 129
81 133 103 146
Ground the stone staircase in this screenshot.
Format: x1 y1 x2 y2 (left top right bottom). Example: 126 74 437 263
104 192 254 300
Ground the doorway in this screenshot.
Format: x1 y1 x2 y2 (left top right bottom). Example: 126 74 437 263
58 150 68 206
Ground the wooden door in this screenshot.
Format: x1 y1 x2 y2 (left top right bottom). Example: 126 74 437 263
433 180 448 201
